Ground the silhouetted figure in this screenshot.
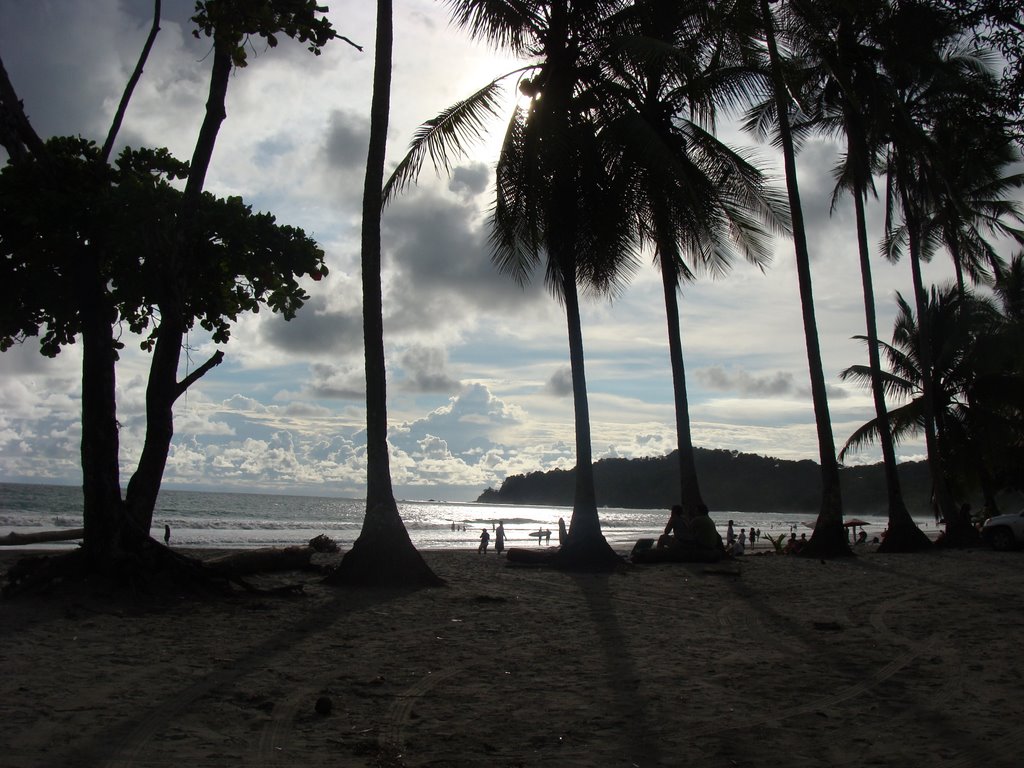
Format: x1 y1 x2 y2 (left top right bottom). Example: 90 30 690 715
164 524 171 546
478 528 490 554
495 521 507 554
544 529 551 545
726 519 736 546
658 505 688 549
558 517 567 546
692 504 724 554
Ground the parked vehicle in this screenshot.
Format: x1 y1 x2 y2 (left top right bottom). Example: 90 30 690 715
981 510 1024 551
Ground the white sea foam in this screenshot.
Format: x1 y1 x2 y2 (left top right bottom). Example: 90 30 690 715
0 482 938 551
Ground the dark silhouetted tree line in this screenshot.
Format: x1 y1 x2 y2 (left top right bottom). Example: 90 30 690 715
478 448 963 515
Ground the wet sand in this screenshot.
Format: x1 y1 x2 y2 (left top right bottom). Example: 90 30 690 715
1 546 1021 767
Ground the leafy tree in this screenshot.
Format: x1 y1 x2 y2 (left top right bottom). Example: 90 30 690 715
324 0 441 587
0 1 335 574
945 0 1024 144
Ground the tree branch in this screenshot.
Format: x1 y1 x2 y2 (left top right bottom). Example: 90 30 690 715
100 0 162 164
174 349 224 401
0 54 47 162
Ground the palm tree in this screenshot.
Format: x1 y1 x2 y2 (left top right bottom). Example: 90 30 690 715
893 114 1024 297
387 0 635 569
788 0 930 551
754 0 849 557
875 0 1005 540
841 281 1022 522
327 0 442 587
600 0 788 517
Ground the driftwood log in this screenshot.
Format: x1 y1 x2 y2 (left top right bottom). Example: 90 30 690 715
0 528 85 546
204 535 339 578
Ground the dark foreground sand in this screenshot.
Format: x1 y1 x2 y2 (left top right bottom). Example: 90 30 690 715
1 546 1021 767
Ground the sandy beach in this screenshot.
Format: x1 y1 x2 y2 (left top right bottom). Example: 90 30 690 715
1 546 1021 767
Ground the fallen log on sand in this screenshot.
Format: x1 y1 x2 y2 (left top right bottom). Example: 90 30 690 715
204 534 340 577
0 528 85 546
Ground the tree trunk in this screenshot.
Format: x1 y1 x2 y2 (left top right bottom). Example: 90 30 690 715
903 198 968 544
123 44 233 545
556 263 620 570
123 316 183 546
658 241 704 514
329 0 441 588
760 0 848 558
853 189 930 552
77 249 126 566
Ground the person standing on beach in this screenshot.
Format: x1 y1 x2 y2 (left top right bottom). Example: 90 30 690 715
726 520 735 547
495 521 507 554
164 524 171 546
478 528 490 554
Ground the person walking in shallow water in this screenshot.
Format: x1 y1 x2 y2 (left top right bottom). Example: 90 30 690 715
494 521 507 554
164 524 171 546
478 528 490 554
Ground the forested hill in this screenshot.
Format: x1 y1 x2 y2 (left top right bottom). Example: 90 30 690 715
477 449 935 515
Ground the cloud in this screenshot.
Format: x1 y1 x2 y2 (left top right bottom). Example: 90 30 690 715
324 109 372 173
545 366 573 397
307 362 365 400
696 365 849 401
260 294 364 357
448 162 491 199
698 366 797 397
396 345 462 393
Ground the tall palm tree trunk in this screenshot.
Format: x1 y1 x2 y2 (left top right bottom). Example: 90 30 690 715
329 0 440 586
902 196 969 544
558 260 620 569
658 243 704 513
852 190 929 551
760 0 848 557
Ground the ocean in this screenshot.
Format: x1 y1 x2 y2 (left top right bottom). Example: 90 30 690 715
0 482 939 552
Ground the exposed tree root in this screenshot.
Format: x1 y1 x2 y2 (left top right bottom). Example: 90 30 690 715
877 522 933 553
0 537 316 600
506 536 626 572
324 535 445 589
799 521 855 560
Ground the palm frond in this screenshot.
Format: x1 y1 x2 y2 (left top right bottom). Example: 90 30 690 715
382 74 515 207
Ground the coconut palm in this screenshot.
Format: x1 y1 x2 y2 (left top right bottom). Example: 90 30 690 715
875 0 1006 539
328 0 441 586
599 0 789 516
784 0 931 550
752 0 849 557
841 281 1022 519
888 112 1024 297
387 0 638 569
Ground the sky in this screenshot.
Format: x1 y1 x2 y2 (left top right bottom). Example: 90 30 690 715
0 0 1016 502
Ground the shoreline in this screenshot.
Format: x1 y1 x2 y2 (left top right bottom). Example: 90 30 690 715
2 547 1021 767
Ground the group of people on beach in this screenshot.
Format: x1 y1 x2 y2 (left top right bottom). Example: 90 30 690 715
477 518 570 554
478 521 507 554
725 520 761 556
655 504 726 558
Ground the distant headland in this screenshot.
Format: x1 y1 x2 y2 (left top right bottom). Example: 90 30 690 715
477 448 937 514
